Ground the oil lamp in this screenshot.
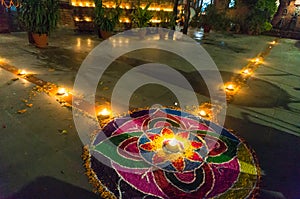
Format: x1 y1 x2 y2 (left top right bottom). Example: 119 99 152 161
225 83 235 91
199 110 208 117
97 108 112 119
163 138 184 153
18 70 26 75
241 68 252 76
57 87 68 96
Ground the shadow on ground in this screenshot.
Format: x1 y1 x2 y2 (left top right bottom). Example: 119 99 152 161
95 48 298 111
5 176 99 199
225 115 300 199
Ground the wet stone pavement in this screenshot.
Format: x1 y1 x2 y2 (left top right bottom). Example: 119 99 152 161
0 28 300 199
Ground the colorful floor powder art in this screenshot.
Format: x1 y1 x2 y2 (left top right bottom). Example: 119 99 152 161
83 108 260 198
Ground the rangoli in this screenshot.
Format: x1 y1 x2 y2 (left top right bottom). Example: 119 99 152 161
83 108 260 198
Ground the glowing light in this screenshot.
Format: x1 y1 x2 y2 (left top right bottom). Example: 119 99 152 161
79 2 83 6
87 38 91 46
225 83 235 91
84 17 92 22
71 2 76 6
163 8 173 12
57 87 68 96
120 17 130 23
76 38 81 47
241 68 252 75
199 110 207 117
98 108 111 117
18 70 26 75
74 17 80 22
271 40 276 45
150 19 162 23
174 102 178 106
251 57 262 64
163 138 183 153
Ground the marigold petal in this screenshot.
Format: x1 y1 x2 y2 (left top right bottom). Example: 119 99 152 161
147 133 160 141
161 128 174 136
140 142 155 151
187 152 203 162
191 141 202 149
172 157 185 172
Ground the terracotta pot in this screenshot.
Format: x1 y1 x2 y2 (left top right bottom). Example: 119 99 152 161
32 33 48 48
99 30 112 39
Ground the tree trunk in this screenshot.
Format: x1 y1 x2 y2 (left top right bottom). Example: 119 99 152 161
271 0 288 28
199 0 204 11
172 0 179 30
182 0 191 34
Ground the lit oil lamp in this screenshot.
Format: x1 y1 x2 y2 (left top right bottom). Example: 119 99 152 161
251 57 262 64
97 108 112 119
163 138 184 153
225 83 235 91
18 70 27 75
199 110 208 117
241 68 252 76
56 87 68 96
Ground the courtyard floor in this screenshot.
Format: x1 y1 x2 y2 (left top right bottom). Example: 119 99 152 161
0 28 299 199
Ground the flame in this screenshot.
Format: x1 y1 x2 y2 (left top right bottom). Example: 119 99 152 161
225 83 235 91
57 87 68 96
18 70 26 75
199 110 207 117
98 108 111 116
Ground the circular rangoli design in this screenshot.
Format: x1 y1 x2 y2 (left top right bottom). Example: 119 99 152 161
84 108 260 198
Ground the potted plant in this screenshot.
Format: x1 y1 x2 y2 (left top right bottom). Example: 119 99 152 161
94 0 122 39
131 0 152 38
18 0 59 48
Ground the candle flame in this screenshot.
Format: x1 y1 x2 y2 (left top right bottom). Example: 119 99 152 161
98 108 111 116
18 70 26 75
242 69 252 75
226 84 235 91
57 87 68 96
199 110 207 117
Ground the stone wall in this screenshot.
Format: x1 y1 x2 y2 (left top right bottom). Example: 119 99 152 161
58 3 75 29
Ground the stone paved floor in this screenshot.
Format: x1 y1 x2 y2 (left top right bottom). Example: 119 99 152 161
0 28 299 199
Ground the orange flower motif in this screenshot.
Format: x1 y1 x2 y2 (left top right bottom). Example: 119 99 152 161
139 128 206 172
